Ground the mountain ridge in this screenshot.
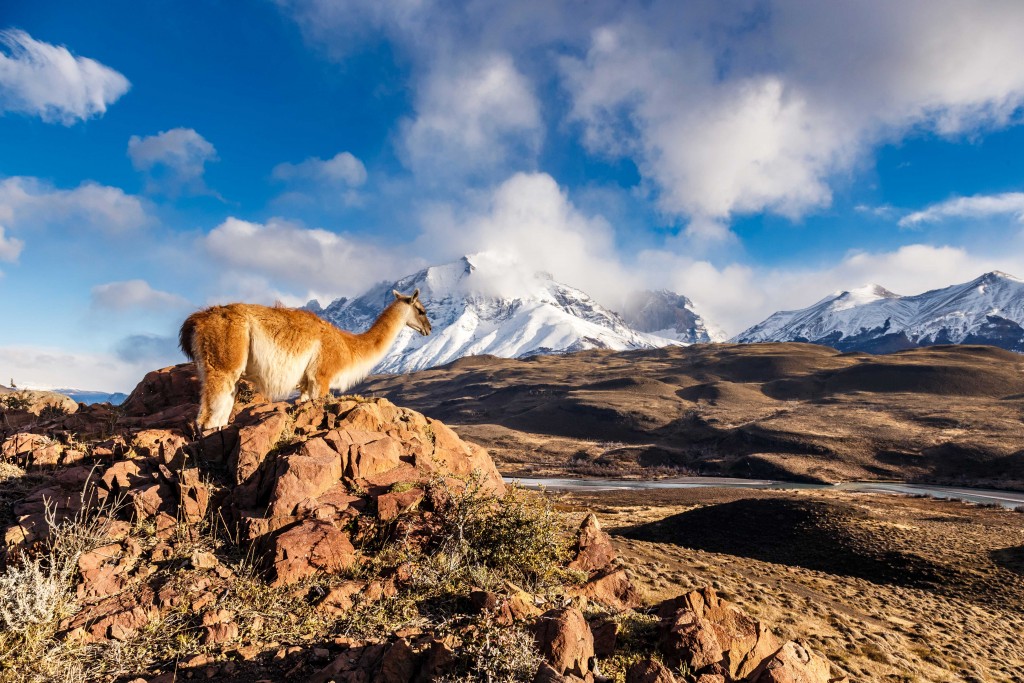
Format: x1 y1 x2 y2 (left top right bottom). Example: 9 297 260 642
311 254 720 373
734 271 1024 353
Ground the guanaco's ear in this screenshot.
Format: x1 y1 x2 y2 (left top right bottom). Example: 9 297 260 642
411 288 420 300
392 289 402 300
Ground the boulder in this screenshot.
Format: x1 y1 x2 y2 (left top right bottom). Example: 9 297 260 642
119 364 199 418
579 567 641 610
626 659 676 683
0 387 78 416
569 514 617 573
749 641 832 683
658 587 781 680
532 607 594 679
267 439 343 517
265 519 357 586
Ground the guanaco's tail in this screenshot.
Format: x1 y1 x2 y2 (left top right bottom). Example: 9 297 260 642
179 314 198 361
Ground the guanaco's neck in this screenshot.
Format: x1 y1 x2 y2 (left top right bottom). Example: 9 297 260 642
357 299 409 361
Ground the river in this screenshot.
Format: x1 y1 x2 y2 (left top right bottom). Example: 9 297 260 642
506 476 1024 509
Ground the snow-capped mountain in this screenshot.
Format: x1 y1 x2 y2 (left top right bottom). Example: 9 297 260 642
734 271 1024 353
620 289 728 344
312 254 687 373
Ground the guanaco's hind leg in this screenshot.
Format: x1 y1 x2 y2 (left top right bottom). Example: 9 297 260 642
192 310 249 430
199 370 238 429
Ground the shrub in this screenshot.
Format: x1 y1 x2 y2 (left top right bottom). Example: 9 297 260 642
426 472 572 589
437 612 541 683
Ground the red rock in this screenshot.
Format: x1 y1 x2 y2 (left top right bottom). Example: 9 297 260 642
120 364 199 418
267 439 343 517
376 488 424 522
346 435 404 480
317 581 365 616
201 608 234 626
656 587 781 680
100 460 142 490
694 675 726 683
569 514 617 573
203 621 239 645
661 610 723 672
231 409 290 485
132 430 188 466
267 520 357 586
626 659 676 683
379 638 418 683
533 662 588 682
1 433 63 467
589 619 617 657
749 641 831 683
191 551 218 569
579 568 641 610
532 608 594 679
130 482 175 520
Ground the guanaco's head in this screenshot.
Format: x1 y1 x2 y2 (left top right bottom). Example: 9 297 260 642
393 288 431 336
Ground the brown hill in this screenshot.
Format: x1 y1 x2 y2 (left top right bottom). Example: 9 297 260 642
358 343 1024 486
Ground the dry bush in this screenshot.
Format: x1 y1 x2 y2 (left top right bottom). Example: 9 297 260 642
437 612 541 683
425 472 572 590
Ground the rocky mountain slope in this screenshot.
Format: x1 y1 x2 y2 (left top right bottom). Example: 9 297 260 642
358 342 1024 487
311 254 715 373
620 289 727 344
734 271 1024 353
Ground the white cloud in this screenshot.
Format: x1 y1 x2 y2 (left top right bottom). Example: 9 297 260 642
401 53 542 179
0 29 130 124
272 151 367 186
560 1 1024 226
0 225 23 262
0 345 162 393
204 217 414 301
128 128 218 196
418 172 636 304
0 176 150 236
91 279 190 312
899 192 1024 227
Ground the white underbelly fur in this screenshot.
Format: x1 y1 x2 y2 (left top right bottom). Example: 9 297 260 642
245 327 320 400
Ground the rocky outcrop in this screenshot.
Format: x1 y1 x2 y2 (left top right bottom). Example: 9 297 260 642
0 385 79 416
655 587 837 683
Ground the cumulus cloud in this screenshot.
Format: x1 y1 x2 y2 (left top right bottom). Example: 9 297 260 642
418 172 636 303
0 29 130 124
128 128 219 196
0 176 150 236
283 0 1024 234
273 151 367 187
560 1 1024 228
91 279 190 312
401 53 542 179
0 225 23 262
204 217 414 300
0 345 157 393
899 192 1024 227
272 151 368 209
114 334 181 364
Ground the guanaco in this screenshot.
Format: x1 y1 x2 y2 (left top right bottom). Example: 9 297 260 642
179 290 431 430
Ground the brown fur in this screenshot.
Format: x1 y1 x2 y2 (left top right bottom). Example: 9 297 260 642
179 291 430 429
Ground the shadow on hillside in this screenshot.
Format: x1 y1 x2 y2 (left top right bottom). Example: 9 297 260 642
619 498 958 591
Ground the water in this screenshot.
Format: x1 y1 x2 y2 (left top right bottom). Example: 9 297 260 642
506 476 1024 509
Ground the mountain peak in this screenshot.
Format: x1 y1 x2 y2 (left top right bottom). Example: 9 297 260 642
734 272 1024 353
316 260 704 373
976 270 1022 283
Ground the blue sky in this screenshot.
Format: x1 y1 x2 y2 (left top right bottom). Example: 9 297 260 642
3 0 1024 390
